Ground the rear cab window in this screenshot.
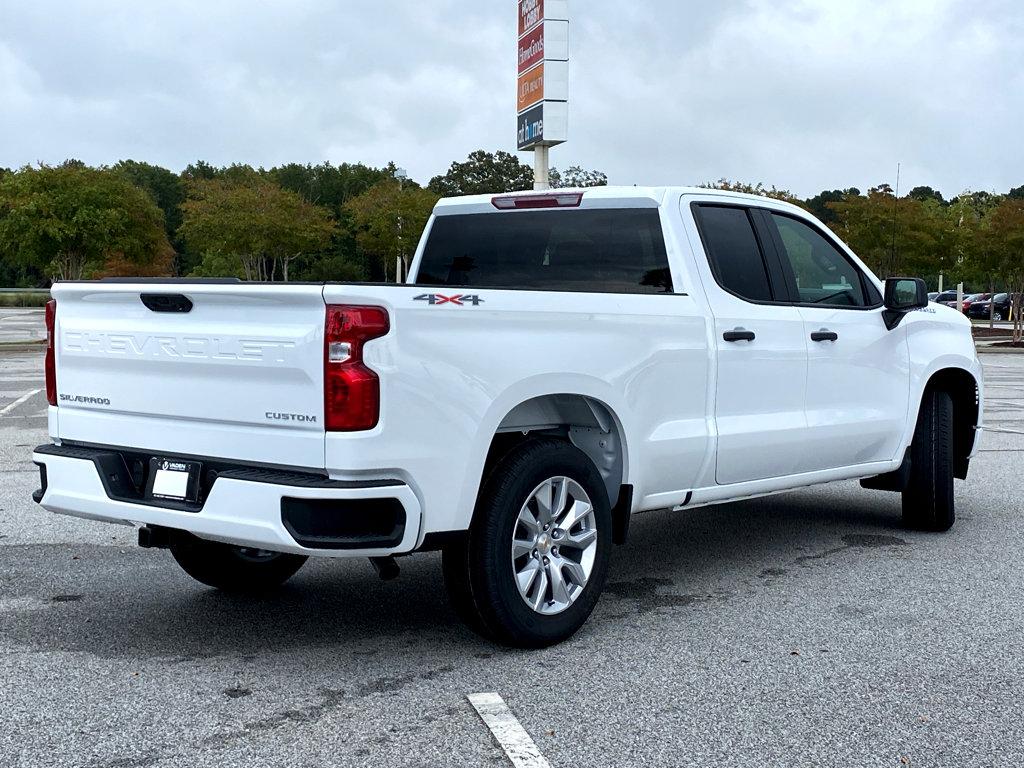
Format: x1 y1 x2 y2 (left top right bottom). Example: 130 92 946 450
416 208 673 294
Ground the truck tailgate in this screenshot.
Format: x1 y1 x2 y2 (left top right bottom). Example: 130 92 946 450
50 282 327 469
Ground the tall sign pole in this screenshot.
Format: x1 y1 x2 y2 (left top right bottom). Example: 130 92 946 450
516 0 569 190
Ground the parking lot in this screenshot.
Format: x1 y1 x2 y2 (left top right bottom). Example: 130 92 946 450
0 307 46 345
3 338 1024 767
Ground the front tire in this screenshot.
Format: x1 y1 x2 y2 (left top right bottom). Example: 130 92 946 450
169 532 308 592
902 389 955 532
443 438 612 648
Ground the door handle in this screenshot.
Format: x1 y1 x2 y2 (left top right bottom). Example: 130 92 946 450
723 328 756 342
810 330 838 342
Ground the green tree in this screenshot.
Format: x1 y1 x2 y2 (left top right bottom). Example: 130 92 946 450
978 198 1024 341
181 160 219 182
805 188 860 224
549 166 608 188
1007 185 1024 200
263 162 399 281
699 178 804 205
0 163 173 281
112 160 185 246
180 176 336 281
345 180 439 281
907 185 946 205
828 186 939 279
428 150 533 196
266 161 394 211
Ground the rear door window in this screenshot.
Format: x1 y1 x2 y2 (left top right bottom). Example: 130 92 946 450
416 208 673 294
692 205 775 302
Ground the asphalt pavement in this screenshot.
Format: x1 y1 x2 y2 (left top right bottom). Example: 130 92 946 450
0 308 46 345
2 350 1024 767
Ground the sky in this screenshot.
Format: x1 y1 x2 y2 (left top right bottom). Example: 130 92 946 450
1 0 1022 199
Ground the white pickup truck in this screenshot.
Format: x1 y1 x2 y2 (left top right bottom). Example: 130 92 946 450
33 186 983 647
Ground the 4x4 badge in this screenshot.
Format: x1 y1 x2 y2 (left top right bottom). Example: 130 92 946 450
414 293 485 306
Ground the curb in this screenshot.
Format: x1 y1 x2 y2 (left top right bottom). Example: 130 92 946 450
0 341 46 353
976 346 1024 355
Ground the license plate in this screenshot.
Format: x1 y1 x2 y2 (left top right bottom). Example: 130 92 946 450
148 458 201 502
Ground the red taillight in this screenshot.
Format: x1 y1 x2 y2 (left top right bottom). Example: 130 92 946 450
491 192 584 209
44 298 57 406
324 305 389 431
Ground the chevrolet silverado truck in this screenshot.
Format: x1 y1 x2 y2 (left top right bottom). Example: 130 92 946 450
32 186 983 647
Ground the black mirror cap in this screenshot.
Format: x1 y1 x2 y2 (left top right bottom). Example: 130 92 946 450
884 277 929 312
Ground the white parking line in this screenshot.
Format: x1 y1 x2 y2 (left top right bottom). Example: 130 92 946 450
0 388 42 416
468 692 551 768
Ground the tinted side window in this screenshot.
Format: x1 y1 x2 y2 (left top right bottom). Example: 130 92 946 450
416 209 673 294
694 205 773 302
770 214 868 307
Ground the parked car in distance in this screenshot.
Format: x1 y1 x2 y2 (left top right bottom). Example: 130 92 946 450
960 293 991 314
937 292 991 314
928 291 940 301
968 292 1016 322
31 186 985 647
943 293 988 313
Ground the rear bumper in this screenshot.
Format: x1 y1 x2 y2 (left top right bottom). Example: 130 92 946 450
32 444 422 558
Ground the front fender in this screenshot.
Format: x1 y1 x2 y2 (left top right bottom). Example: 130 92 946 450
901 310 983 454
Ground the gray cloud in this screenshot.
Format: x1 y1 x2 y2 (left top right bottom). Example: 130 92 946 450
1 0 1021 197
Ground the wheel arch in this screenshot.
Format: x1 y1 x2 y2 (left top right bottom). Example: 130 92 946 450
485 393 628 507
916 366 980 479
456 387 633 543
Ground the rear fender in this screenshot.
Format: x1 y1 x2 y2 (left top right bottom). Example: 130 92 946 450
456 375 632 532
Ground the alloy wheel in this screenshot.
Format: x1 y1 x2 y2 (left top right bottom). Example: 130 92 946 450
511 476 598 615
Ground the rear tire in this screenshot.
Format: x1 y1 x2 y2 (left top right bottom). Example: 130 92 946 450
441 535 495 639
902 389 955 532
169 532 308 592
442 438 612 648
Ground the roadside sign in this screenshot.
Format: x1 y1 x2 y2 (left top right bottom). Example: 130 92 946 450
517 103 544 149
517 100 567 151
518 0 543 36
517 63 545 112
518 19 568 74
516 0 569 152
518 24 545 74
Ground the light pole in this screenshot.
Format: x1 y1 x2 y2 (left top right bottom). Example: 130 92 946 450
394 168 408 283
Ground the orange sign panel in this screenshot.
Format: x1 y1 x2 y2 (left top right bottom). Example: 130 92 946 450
517 63 544 112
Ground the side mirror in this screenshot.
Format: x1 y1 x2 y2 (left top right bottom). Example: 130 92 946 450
883 277 928 329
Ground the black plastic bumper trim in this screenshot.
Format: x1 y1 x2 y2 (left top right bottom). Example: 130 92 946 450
31 461 47 504
281 497 406 550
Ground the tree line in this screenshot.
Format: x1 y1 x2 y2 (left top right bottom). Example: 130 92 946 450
1 155 1021 303
0 151 607 286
